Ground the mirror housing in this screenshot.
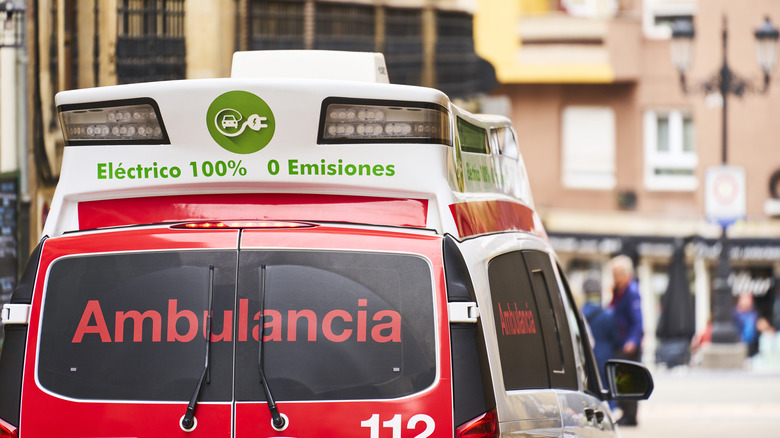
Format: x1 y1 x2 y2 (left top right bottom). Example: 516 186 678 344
605 359 654 400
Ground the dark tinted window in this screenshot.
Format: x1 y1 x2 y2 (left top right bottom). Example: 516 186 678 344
524 251 578 390
492 127 518 158
38 251 237 401
488 251 549 390
559 268 600 394
38 249 436 403
235 250 436 401
488 250 579 391
457 118 489 154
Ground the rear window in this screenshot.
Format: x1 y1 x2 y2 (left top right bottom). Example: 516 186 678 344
38 251 237 401
235 250 436 401
487 251 549 390
37 249 436 402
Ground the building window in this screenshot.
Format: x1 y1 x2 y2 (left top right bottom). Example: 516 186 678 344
315 3 375 52
116 0 186 84
384 7 423 86
644 109 697 191
642 0 695 39
249 0 305 50
435 10 485 98
561 106 616 190
49 0 79 93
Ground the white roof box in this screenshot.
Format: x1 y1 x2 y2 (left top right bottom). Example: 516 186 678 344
231 50 390 83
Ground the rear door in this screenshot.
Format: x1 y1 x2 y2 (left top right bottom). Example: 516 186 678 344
482 246 609 437
485 249 562 436
24 225 452 438
235 228 451 437
522 250 615 437
24 227 239 438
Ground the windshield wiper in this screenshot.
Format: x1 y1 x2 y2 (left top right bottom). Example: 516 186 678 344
181 265 215 431
259 264 286 430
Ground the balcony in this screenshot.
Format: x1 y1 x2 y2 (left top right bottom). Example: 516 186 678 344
476 6 641 84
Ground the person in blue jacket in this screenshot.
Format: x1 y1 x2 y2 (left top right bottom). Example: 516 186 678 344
609 255 644 426
581 276 618 392
734 292 759 356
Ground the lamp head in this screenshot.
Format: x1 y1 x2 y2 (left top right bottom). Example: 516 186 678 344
671 19 695 74
755 16 780 75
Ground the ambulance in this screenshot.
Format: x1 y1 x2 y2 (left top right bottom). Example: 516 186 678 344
0 51 652 438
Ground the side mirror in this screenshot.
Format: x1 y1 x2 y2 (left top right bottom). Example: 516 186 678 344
605 359 654 400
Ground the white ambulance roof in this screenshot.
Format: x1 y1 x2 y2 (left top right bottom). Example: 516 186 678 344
47 51 544 241
231 50 390 83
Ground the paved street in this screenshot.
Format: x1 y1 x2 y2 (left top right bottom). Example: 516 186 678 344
616 366 780 438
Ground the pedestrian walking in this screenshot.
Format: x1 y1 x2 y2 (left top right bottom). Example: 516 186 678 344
609 254 644 427
581 275 618 389
734 292 759 356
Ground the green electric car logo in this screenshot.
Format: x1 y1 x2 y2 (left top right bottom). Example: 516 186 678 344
207 91 276 154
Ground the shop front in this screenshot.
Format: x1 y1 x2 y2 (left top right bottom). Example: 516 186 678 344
549 232 780 369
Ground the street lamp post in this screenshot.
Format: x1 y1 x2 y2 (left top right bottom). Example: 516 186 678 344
671 15 779 344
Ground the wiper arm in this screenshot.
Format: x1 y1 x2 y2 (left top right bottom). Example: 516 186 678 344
259 265 286 430
181 266 214 431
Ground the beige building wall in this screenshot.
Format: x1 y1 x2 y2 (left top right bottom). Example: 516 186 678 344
479 0 780 238
636 0 780 229
185 0 235 79
475 0 780 363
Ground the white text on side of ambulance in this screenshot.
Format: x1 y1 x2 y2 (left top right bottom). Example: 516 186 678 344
71 298 402 344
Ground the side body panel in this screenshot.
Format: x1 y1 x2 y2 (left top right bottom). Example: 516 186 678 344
0 242 43 427
456 234 617 438
457 235 562 437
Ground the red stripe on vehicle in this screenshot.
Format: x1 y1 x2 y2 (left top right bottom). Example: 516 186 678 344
449 200 540 237
78 194 428 229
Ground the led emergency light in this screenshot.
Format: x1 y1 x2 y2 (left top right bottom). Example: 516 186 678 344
58 98 169 145
318 98 451 145
171 221 316 229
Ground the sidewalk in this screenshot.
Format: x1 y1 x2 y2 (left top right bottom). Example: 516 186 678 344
616 366 780 438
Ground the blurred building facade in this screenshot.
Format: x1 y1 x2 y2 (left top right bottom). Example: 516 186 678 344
475 0 780 366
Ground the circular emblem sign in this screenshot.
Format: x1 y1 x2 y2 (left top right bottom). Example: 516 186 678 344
207 91 276 154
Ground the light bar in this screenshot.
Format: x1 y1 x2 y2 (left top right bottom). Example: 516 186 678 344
171 221 317 229
58 98 170 146
318 98 451 145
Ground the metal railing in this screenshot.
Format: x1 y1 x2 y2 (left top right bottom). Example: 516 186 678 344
116 0 185 84
250 0 305 50
384 7 423 86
